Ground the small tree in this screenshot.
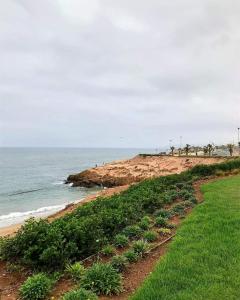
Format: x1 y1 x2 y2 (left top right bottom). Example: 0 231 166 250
203 146 208 156
227 144 234 156
170 146 175 156
207 144 214 156
184 144 191 156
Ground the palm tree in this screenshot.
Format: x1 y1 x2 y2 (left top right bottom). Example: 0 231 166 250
184 144 191 156
170 146 175 156
207 144 214 156
227 144 234 156
203 146 208 156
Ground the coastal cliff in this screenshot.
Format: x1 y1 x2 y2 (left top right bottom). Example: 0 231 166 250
66 155 226 188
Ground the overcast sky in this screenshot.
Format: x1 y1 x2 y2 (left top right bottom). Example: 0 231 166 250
0 0 240 148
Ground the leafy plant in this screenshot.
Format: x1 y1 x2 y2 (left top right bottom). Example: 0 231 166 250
158 228 171 236
154 209 171 219
65 262 85 282
114 234 129 248
155 216 168 227
19 273 53 300
101 245 115 256
171 203 186 216
123 250 139 263
6 262 23 273
132 240 149 257
111 255 129 273
138 216 152 230
123 225 142 239
178 189 193 200
81 262 123 295
61 288 98 300
143 230 158 242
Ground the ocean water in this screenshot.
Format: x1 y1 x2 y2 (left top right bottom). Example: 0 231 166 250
0 148 152 228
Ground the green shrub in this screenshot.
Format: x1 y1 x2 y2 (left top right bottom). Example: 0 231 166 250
123 225 142 239
141 216 152 223
132 240 149 257
143 230 158 242
6 262 23 273
101 245 115 256
138 216 152 230
111 255 129 272
158 228 171 236
19 273 53 300
123 250 139 263
81 262 122 295
138 220 150 230
154 209 171 219
178 189 193 200
171 203 186 216
166 223 176 229
65 262 85 282
188 196 198 204
155 216 168 227
61 288 97 300
183 200 195 208
175 182 185 189
114 234 129 248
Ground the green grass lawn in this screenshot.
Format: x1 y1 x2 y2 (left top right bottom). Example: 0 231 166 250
131 175 240 300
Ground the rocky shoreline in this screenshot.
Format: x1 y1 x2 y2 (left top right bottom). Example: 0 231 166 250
66 155 226 188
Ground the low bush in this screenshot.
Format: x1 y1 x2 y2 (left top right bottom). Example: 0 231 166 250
154 209 171 219
188 196 198 204
65 262 85 282
166 223 176 229
123 250 139 263
155 216 168 227
81 262 123 295
101 245 115 256
138 220 149 230
178 189 193 200
182 200 194 208
132 240 149 257
114 234 129 248
143 230 158 242
111 255 129 273
6 262 23 273
158 228 171 236
19 273 53 300
138 216 152 230
61 288 97 300
171 203 186 216
123 225 142 239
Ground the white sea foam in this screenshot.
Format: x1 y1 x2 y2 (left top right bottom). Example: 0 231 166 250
0 204 66 228
52 181 65 185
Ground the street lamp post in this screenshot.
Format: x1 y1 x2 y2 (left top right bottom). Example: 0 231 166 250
238 128 240 147
238 128 240 156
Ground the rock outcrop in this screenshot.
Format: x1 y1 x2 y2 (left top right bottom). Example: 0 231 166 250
66 155 226 188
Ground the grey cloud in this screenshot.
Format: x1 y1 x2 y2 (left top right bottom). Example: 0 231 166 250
0 0 240 148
